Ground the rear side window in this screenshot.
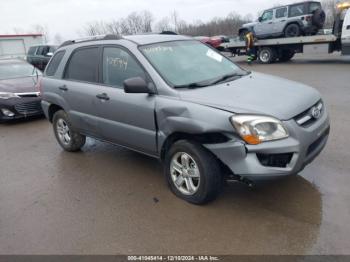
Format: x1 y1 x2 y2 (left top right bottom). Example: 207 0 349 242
309 2 321 13
276 7 287 18
28 46 37 55
64 47 99 83
36 46 45 56
289 4 305 17
46 50 65 77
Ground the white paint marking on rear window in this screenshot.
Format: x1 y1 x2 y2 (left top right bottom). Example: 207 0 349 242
206 49 223 62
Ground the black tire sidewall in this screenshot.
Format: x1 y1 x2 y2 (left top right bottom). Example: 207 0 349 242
52 110 85 152
285 24 300 37
164 140 222 205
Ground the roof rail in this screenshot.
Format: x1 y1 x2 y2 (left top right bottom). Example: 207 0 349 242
59 34 122 48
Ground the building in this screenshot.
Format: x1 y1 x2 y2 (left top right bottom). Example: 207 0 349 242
0 34 44 59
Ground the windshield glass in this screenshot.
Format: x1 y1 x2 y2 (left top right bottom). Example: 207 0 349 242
140 40 245 88
0 62 41 80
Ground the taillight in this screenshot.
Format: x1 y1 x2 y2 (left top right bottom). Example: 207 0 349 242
305 16 312 21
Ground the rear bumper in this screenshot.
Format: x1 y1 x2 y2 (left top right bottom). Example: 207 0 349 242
204 109 330 180
0 97 43 122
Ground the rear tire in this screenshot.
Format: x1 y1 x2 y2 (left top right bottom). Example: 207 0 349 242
258 47 277 64
284 24 301 37
53 110 86 152
164 140 223 205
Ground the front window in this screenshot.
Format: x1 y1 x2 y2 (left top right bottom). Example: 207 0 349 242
261 10 273 21
0 62 41 80
140 41 245 88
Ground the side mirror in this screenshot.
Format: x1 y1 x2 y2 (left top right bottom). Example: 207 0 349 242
46 52 54 57
258 17 262 22
123 77 155 94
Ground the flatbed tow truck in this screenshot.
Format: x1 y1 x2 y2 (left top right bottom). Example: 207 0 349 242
219 2 350 64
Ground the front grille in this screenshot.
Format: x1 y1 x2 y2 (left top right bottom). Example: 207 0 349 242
294 100 324 127
257 153 294 168
14 101 43 115
307 126 330 156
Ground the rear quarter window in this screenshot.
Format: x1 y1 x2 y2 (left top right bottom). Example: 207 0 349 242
46 50 66 77
28 46 37 55
289 4 306 17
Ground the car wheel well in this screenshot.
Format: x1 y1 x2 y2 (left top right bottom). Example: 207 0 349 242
284 22 301 32
48 104 64 122
160 132 230 161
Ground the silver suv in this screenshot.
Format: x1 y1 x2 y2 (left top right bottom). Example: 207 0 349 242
41 34 330 204
239 1 326 39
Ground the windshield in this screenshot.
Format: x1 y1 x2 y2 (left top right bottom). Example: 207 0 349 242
0 62 41 80
140 40 245 88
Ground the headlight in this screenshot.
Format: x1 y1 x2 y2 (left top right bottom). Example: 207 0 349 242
230 115 289 145
0 92 20 99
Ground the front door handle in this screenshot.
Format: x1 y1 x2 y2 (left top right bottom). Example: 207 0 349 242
96 93 110 101
58 85 68 91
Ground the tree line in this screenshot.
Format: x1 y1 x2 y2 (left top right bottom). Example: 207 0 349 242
83 0 338 38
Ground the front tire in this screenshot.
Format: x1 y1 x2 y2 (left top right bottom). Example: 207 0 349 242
164 140 223 205
53 110 86 152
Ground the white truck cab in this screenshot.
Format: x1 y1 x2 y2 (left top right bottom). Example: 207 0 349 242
341 5 350 54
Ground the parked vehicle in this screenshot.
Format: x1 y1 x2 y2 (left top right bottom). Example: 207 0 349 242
223 2 350 63
194 35 230 49
239 1 326 39
0 59 42 122
41 34 330 204
27 45 57 71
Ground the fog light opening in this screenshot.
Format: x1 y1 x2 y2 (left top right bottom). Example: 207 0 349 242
1 108 15 117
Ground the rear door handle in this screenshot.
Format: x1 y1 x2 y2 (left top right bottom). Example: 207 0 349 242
58 85 68 91
96 93 110 101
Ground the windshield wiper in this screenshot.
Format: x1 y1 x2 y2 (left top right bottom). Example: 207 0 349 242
209 71 250 85
174 81 213 89
174 71 251 89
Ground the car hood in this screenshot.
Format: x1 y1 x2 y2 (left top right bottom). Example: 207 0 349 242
0 76 40 93
178 72 321 120
242 21 258 28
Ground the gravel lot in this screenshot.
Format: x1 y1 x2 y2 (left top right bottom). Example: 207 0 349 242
0 53 349 255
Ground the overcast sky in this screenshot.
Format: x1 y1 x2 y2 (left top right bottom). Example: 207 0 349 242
1 0 295 41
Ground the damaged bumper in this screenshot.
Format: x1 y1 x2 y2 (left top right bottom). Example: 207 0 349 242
204 110 330 180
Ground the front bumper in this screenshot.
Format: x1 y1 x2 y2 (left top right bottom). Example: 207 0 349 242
0 97 43 122
205 109 330 180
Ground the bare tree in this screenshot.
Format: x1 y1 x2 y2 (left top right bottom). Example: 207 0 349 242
31 24 50 42
53 34 64 45
83 10 154 36
154 17 172 32
322 0 337 28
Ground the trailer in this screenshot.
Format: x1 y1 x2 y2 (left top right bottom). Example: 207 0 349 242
0 34 44 60
220 3 350 64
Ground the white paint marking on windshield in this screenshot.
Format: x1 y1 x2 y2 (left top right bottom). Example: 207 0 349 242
206 49 223 63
